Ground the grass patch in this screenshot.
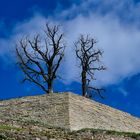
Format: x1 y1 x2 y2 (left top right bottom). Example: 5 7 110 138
77 128 140 138
0 125 23 131
0 133 16 140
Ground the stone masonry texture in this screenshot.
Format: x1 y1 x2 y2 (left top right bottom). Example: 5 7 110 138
0 92 140 133
68 93 140 132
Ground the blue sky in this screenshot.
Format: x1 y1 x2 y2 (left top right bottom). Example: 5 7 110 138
0 0 140 117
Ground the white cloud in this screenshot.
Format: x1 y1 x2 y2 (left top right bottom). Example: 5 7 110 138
0 0 140 87
118 88 129 97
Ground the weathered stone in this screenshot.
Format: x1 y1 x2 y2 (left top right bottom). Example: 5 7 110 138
0 92 140 133
68 93 140 132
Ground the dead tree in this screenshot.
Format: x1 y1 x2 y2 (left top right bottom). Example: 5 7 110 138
75 35 106 98
16 23 65 94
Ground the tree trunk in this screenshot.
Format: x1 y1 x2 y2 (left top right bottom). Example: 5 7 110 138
82 71 87 97
47 64 53 94
48 80 53 93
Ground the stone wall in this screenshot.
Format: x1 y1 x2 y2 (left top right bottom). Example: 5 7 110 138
68 93 140 132
0 93 70 129
0 92 140 133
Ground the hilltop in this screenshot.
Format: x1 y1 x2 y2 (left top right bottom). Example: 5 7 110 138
0 92 140 140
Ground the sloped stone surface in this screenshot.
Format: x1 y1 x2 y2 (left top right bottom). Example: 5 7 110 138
68 93 140 132
0 92 140 133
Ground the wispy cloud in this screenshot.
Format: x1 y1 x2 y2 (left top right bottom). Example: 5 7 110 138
118 88 129 97
0 0 140 87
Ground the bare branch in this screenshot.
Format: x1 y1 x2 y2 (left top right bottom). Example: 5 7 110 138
75 34 106 98
88 86 105 99
16 23 65 94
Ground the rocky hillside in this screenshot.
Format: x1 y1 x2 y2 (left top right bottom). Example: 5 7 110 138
0 124 140 140
0 93 140 140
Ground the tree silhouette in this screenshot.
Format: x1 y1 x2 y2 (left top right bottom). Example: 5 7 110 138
75 35 106 98
16 23 65 93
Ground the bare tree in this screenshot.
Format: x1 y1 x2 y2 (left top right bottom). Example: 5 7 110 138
16 23 65 94
75 35 106 98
